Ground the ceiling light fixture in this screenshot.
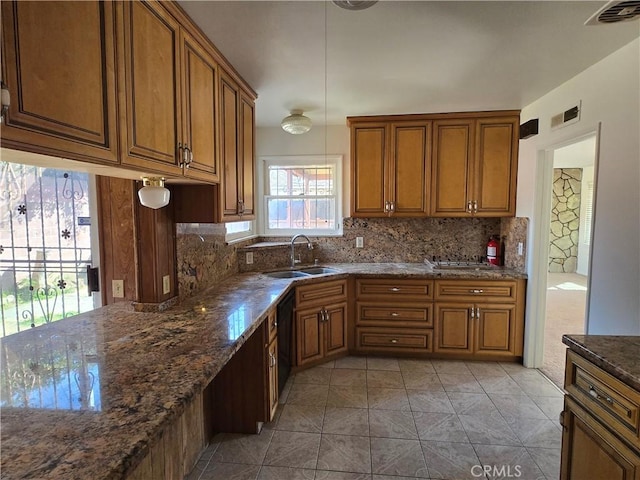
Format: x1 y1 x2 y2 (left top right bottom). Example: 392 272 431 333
281 111 312 135
332 1 378 11
138 177 170 209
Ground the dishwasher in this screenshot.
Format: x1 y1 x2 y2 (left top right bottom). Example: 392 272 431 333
276 289 295 394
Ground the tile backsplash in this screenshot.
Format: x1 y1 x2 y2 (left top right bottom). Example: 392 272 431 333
176 217 528 300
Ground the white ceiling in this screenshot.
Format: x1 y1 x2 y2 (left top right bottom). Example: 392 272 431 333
178 1 640 128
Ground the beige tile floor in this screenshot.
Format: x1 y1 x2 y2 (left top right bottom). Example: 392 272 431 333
186 357 564 480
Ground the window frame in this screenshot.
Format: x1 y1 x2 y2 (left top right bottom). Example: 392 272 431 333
224 220 256 243
260 155 343 237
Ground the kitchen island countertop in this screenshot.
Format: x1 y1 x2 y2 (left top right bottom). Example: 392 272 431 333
562 334 640 391
0 263 525 479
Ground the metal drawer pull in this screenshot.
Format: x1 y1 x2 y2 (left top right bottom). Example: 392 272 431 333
390 312 399 317
469 289 484 294
391 287 401 292
588 385 614 405
470 308 475 318
390 339 398 343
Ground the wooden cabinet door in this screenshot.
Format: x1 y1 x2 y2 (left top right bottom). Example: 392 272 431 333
296 308 323 366
431 120 474 216
219 71 240 219
324 303 348 357
181 31 218 182
474 117 518 216
474 303 517 356
119 0 182 175
1 1 119 164
561 397 640 480
239 93 255 218
390 122 431 216
351 124 388 217
434 303 473 354
267 337 279 421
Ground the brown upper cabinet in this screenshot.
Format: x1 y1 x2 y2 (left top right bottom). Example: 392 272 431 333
217 71 255 221
1 0 255 190
118 0 219 182
348 111 519 218
349 121 431 217
0 1 119 164
431 115 519 217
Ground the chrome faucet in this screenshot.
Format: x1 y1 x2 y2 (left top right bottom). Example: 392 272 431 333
290 234 313 268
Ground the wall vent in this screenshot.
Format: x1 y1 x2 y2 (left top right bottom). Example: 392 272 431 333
585 1 640 25
551 102 581 131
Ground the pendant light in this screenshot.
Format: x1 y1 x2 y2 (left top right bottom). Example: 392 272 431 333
138 177 170 209
281 110 312 135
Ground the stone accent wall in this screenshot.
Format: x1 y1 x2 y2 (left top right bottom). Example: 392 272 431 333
549 168 582 273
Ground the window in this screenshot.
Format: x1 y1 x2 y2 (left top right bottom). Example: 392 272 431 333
582 180 594 246
225 220 255 243
262 155 342 236
0 162 99 337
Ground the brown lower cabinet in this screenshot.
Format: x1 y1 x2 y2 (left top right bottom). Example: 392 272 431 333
352 277 525 360
294 279 348 367
207 309 277 434
560 350 640 480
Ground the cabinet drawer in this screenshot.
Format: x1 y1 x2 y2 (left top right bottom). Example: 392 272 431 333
357 303 433 327
565 350 640 447
356 327 433 352
356 278 433 301
434 280 517 302
296 279 347 308
266 309 277 343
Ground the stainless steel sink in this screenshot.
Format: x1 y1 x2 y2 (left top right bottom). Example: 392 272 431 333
264 270 311 278
297 267 340 275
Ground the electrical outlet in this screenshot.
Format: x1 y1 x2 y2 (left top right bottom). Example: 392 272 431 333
246 252 254 265
112 279 124 298
162 275 171 295
517 242 524 256
356 237 364 248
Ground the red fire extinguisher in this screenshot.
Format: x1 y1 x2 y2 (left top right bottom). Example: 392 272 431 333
487 235 501 266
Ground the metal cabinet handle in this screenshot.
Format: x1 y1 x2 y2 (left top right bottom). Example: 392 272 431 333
390 312 399 317
183 146 193 168
384 201 390 213
476 307 480 318
390 339 398 344
588 385 614 405
390 287 400 292
178 143 185 167
467 200 473 213
0 84 10 124
238 200 245 215
470 307 475 319
469 289 484 294
389 201 395 213
473 200 478 213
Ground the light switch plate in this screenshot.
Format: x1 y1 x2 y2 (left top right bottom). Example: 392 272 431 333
162 275 171 295
112 279 124 298
356 237 364 248
246 252 254 264
517 242 524 256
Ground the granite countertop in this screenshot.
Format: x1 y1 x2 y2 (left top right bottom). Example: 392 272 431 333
562 334 640 392
0 263 525 479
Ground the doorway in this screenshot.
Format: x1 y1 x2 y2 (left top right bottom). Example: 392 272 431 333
540 135 597 386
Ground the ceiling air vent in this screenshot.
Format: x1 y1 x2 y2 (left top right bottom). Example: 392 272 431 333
585 1 640 25
551 103 581 131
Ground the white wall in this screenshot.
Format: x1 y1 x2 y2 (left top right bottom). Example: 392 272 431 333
256 125 351 216
518 38 640 335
